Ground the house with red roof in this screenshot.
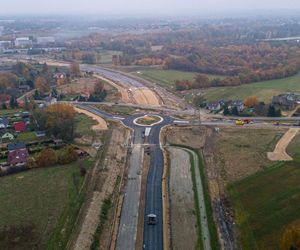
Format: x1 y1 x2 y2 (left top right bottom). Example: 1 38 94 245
7 142 29 166
14 121 26 133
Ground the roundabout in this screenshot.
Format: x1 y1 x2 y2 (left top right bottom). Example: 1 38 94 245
133 115 163 126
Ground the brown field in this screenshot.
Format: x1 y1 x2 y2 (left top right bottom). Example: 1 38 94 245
214 127 286 182
168 147 198 250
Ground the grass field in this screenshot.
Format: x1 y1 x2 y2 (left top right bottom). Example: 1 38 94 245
75 113 97 137
228 155 300 250
99 50 122 64
204 73 300 103
215 127 285 182
134 69 222 89
287 133 300 157
0 159 93 250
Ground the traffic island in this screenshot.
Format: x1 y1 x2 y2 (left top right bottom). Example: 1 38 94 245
133 115 163 126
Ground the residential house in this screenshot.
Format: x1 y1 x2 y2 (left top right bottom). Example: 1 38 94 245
1 131 14 141
14 121 26 133
44 96 57 106
53 72 66 79
272 94 296 110
0 117 9 129
53 72 66 85
7 142 29 166
18 84 31 93
229 100 244 112
206 101 221 111
80 90 91 100
286 92 298 102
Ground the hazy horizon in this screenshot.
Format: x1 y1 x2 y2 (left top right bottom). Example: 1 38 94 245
1 0 300 16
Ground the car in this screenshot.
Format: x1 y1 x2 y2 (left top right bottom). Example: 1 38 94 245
235 120 244 126
242 119 252 124
147 214 157 225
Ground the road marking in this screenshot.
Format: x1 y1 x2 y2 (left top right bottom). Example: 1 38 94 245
173 120 190 124
113 116 125 120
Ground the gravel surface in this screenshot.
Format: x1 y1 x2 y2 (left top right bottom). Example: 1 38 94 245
169 147 197 250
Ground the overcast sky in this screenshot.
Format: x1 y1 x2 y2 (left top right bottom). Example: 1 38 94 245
1 0 300 16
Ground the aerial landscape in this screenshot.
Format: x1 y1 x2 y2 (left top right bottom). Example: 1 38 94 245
1 0 300 250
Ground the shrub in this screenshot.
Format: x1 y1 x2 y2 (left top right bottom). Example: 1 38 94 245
36 148 58 167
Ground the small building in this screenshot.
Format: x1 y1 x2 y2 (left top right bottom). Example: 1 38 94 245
207 101 221 111
14 121 26 133
1 131 14 141
7 142 29 166
0 117 9 129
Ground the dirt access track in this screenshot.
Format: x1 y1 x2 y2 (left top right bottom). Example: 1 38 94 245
268 128 299 161
74 106 108 131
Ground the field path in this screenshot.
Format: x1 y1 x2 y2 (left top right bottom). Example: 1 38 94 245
267 128 299 161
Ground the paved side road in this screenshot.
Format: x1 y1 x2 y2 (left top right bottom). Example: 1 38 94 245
116 127 145 250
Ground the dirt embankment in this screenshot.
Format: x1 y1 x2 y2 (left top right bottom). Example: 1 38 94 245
74 107 108 131
131 88 160 106
268 128 299 161
95 75 160 106
94 75 130 103
71 126 130 250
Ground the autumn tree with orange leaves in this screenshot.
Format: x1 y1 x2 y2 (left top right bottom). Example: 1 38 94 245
34 76 50 95
244 96 258 107
280 225 300 250
70 62 81 77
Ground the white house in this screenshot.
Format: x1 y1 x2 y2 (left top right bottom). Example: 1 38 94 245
1 132 14 141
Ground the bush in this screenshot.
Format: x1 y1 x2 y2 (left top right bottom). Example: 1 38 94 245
57 145 78 165
36 148 58 168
